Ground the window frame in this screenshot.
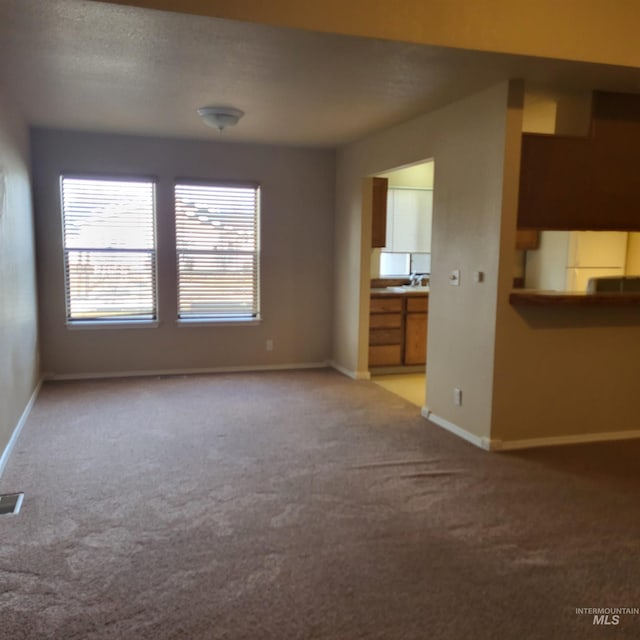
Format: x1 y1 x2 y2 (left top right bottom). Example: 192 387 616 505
173 179 261 325
60 173 159 328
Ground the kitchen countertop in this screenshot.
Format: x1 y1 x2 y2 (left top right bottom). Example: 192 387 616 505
371 287 429 297
510 289 640 306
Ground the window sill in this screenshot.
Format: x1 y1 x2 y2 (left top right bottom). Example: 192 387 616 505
66 320 159 330
177 317 261 328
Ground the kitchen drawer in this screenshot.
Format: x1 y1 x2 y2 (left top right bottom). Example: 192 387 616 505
370 297 403 313
369 328 402 345
369 345 402 367
369 313 402 329
406 296 428 312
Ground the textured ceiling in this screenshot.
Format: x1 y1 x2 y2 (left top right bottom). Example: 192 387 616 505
1 0 639 147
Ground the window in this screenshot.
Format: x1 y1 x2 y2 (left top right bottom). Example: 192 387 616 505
380 252 410 277
61 176 157 323
174 182 260 321
379 252 431 277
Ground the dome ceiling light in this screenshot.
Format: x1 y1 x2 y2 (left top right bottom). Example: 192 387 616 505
197 106 244 131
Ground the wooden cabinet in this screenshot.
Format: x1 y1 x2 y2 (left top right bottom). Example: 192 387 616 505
515 229 540 251
369 293 428 368
518 134 590 230
368 296 402 366
517 91 640 231
371 177 388 248
404 296 428 365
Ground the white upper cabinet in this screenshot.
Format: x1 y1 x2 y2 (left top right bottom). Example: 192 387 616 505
385 188 433 253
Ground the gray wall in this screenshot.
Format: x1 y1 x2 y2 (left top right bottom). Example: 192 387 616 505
0 97 40 456
32 129 335 376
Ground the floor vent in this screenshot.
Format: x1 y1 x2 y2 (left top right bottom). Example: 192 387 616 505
0 493 24 516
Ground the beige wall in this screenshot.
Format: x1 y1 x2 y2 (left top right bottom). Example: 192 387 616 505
492 305 640 443
379 162 434 189
107 0 640 69
335 82 514 440
32 129 334 376
491 87 640 445
0 96 40 457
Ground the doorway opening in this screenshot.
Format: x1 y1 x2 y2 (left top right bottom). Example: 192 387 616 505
367 159 434 408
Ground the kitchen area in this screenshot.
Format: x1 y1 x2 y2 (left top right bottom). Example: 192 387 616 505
515 230 640 293
511 88 640 302
367 161 433 407
347 85 640 451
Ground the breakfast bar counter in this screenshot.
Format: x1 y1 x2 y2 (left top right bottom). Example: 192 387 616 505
509 290 640 307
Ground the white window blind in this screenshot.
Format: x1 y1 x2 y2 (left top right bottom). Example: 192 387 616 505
175 183 260 320
61 177 157 322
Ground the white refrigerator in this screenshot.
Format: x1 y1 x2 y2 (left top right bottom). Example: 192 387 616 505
565 232 627 292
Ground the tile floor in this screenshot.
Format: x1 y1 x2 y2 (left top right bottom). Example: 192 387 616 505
371 372 426 408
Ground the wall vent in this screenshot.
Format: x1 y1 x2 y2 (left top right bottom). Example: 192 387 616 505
0 493 24 516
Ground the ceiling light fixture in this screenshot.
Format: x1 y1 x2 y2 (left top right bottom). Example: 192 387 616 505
197 106 244 131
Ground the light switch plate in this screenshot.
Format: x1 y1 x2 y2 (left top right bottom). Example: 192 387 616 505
449 269 460 286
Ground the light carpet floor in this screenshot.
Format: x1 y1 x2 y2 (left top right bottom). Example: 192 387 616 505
1 369 639 639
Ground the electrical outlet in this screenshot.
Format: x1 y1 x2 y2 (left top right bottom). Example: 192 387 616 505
453 388 462 406
266 339 274 351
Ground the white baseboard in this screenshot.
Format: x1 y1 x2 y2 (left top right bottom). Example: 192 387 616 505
329 361 371 380
421 407 492 451
421 410 640 452
493 429 640 451
44 362 330 381
0 379 42 479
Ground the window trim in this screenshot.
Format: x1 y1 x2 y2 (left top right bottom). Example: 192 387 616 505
60 173 159 327
66 319 161 330
176 317 261 328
